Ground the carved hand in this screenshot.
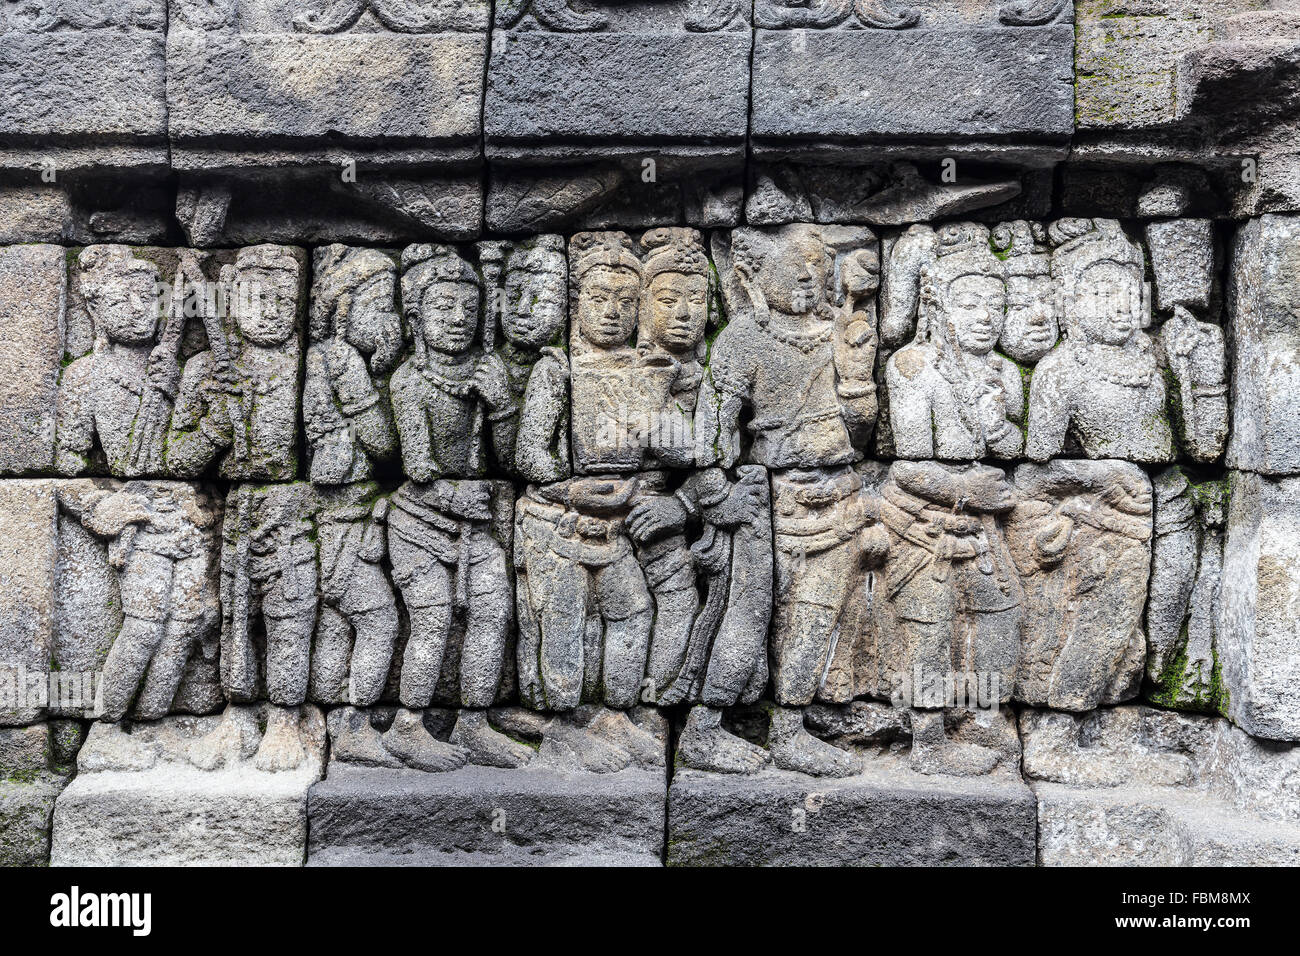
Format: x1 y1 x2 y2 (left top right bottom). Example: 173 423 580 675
627 495 689 543
473 354 513 411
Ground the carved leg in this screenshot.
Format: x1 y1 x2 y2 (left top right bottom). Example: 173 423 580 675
346 603 400 708
99 616 165 722
132 615 202 721
310 605 353 705
264 600 316 708
527 547 590 711
459 547 510 709
594 553 654 709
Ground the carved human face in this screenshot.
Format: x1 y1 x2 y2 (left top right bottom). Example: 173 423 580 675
578 265 639 349
1074 261 1142 347
503 265 565 350
87 266 161 345
644 271 708 354
418 279 480 355
343 271 402 372
1001 275 1058 362
945 274 1005 355
758 229 829 316
235 268 296 346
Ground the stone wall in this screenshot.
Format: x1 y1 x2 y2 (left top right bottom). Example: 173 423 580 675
1 0 1300 866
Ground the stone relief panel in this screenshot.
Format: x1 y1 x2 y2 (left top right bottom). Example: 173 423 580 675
1147 467 1228 713
569 229 717 475
52 244 304 482
515 466 773 774
1006 460 1152 712
878 218 1229 465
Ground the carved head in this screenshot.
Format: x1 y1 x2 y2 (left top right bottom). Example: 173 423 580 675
402 244 481 358
79 246 162 347
993 220 1057 363
310 245 402 374
1051 219 1145 348
231 245 299 347
919 223 1005 357
501 236 566 351
572 233 641 350
639 228 710 357
734 224 831 317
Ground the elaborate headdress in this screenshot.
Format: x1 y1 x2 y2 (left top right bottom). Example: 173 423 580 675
914 222 1003 350
992 220 1051 279
310 244 397 341
638 227 712 358
570 232 641 283
1049 218 1147 338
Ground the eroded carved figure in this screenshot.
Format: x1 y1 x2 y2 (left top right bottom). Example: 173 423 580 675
56 480 221 723
1007 459 1152 712
702 223 882 776
479 235 571 482
885 223 1024 460
391 244 513 481
871 462 1022 776
303 245 402 485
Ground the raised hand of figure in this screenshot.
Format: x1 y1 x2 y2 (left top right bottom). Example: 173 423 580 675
707 475 766 528
87 492 153 538
472 353 513 412
627 494 689 543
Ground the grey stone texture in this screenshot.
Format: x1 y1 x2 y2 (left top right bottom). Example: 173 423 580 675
667 758 1036 866
7 3 1300 868
1023 705 1300 865
750 2 1075 165
1228 214 1300 474
52 703 326 865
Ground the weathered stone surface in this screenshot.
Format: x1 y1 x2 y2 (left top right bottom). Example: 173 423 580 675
1023 705 1300 865
1148 467 1228 712
667 757 1036 866
569 229 719 474
0 245 64 475
1219 471 1300 742
1008 460 1152 711
0 481 57 725
751 14 1075 164
52 703 325 865
1227 214 1300 474
1145 218 1217 313
0 721 79 866
308 761 664 866
745 162 1024 227
167 0 488 170
0 2 168 171
486 2 751 165
54 244 305 481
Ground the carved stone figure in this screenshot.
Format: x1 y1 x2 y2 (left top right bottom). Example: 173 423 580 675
993 219 1058 363
56 246 174 478
390 244 512 481
871 462 1022 776
513 474 668 770
700 223 878 470
885 222 1024 460
374 478 526 771
1007 459 1152 712
1025 220 1172 463
218 482 320 772
702 224 881 776
479 235 571 482
303 245 402 484
165 244 303 481
55 479 221 723
633 466 774 773
307 481 399 712
1147 468 1227 712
